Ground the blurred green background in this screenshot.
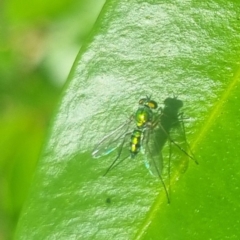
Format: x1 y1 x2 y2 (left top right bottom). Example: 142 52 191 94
0 0 105 239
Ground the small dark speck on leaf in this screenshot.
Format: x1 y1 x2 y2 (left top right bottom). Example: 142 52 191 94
106 197 111 204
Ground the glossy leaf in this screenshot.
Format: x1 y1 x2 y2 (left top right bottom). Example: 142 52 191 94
15 0 240 239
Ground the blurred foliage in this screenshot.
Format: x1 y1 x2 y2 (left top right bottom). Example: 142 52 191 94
0 0 105 239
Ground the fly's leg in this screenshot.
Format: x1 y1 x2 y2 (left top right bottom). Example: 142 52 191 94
167 137 172 196
152 124 171 202
145 129 170 204
103 131 132 176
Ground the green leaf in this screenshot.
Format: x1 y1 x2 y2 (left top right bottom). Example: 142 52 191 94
15 0 240 239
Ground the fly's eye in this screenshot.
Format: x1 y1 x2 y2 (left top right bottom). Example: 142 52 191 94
139 98 146 105
148 100 158 109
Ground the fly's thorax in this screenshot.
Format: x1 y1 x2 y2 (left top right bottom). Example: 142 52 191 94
129 129 143 157
135 107 153 128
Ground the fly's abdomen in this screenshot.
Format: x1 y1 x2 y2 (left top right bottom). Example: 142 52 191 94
130 129 143 158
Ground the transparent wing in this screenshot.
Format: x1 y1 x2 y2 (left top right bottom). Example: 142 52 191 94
142 126 164 177
92 117 133 159
142 126 170 203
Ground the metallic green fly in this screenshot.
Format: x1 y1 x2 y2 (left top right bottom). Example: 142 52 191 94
92 96 170 202
92 96 197 203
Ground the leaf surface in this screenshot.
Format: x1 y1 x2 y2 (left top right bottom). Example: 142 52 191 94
15 0 240 239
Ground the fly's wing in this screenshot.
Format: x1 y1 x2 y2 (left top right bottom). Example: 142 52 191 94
92 118 133 159
142 126 170 203
142 127 164 177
